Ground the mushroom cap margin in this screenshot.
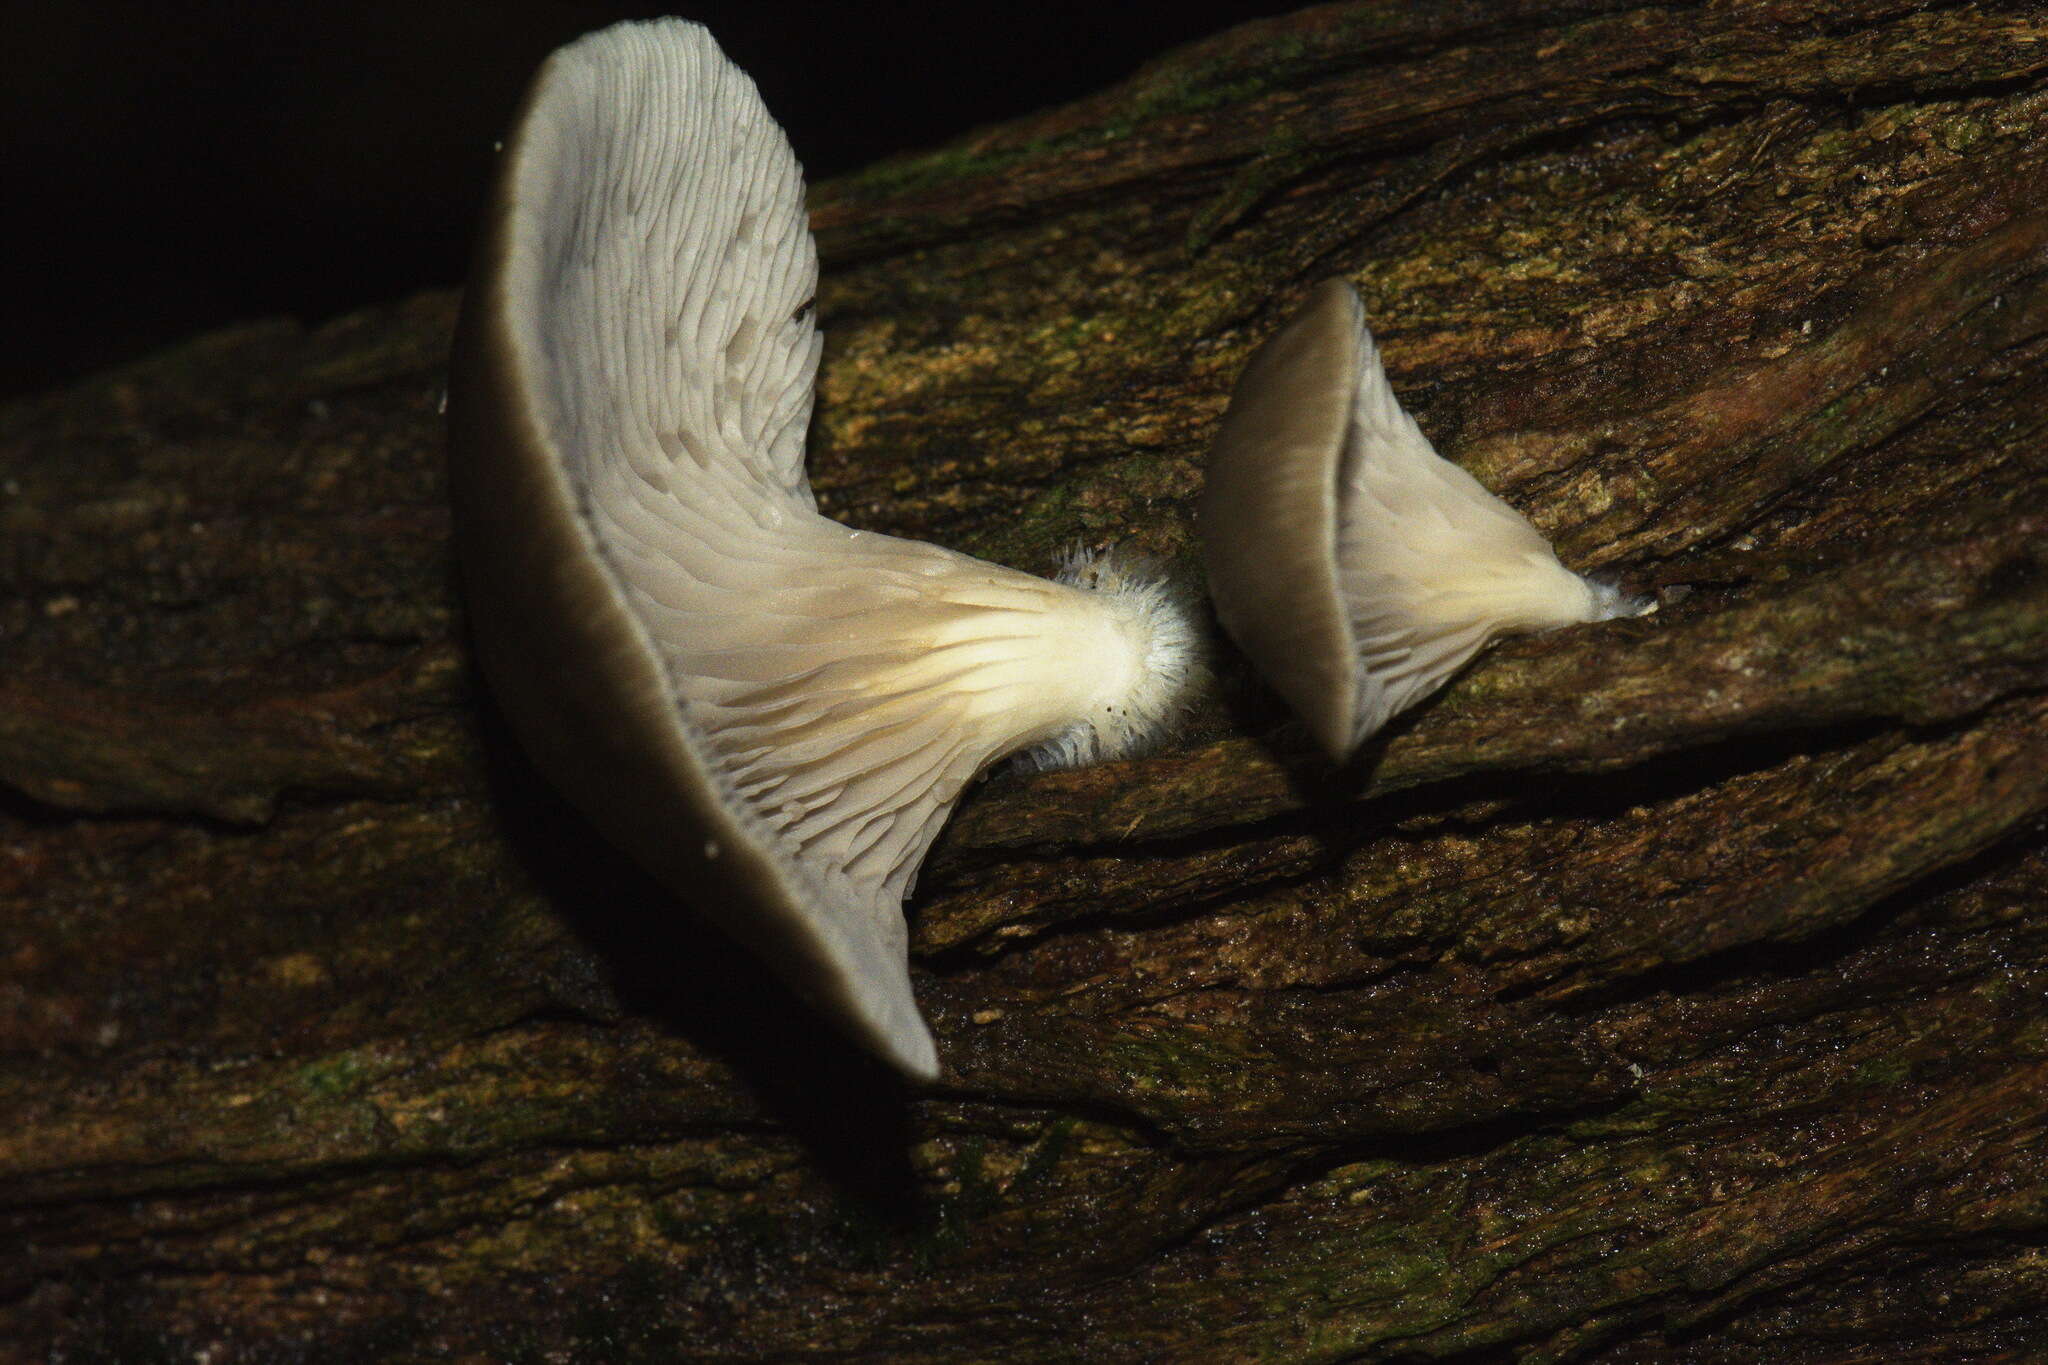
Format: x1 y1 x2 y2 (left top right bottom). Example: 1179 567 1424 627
445 21 940 1083
1198 279 1365 763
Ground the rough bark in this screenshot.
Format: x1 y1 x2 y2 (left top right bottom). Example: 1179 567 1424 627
6 2 2048 1360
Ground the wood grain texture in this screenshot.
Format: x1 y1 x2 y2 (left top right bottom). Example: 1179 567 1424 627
4 3 2048 1359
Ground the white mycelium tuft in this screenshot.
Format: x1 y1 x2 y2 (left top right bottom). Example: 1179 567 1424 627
1015 547 1208 773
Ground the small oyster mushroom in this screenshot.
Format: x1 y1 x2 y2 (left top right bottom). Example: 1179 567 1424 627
447 20 1200 1080
1200 279 1643 762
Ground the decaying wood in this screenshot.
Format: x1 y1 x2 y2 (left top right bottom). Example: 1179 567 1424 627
6 2 2048 1359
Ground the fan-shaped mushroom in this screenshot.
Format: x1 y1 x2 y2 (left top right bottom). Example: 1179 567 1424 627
447 20 1200 1080
1201 279 1644 762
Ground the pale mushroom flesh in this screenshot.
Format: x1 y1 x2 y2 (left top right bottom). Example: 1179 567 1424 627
448 20 1199 1080
1201 279 1644 762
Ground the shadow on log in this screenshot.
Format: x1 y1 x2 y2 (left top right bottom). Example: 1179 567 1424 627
5 2 2048 1359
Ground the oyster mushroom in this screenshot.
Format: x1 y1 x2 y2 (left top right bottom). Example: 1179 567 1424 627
447 20 1200 1080
1201 279 1644 762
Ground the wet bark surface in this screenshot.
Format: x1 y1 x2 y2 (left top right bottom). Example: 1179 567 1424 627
5 2 2048 1360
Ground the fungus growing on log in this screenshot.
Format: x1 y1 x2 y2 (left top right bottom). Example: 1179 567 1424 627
446 20 1200 1080
1201 279 1645 762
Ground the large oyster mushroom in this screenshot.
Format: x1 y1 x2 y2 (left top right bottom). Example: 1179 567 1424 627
447 20 1200 1080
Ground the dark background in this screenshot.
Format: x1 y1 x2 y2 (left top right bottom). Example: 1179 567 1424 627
5 2 1301 400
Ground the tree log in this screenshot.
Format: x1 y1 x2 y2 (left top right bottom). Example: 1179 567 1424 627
7 2 2048 1359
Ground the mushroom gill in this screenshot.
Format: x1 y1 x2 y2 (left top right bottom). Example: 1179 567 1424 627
448 20 1201 1081
1201 279 1645 762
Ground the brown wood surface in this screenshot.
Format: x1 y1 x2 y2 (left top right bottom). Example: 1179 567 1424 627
5 2 2048 1359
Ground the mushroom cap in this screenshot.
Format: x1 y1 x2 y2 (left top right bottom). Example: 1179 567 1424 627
448 20 937 1079
1199 280 1366 760
448 20 1201 1082
1201 280 1625 762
